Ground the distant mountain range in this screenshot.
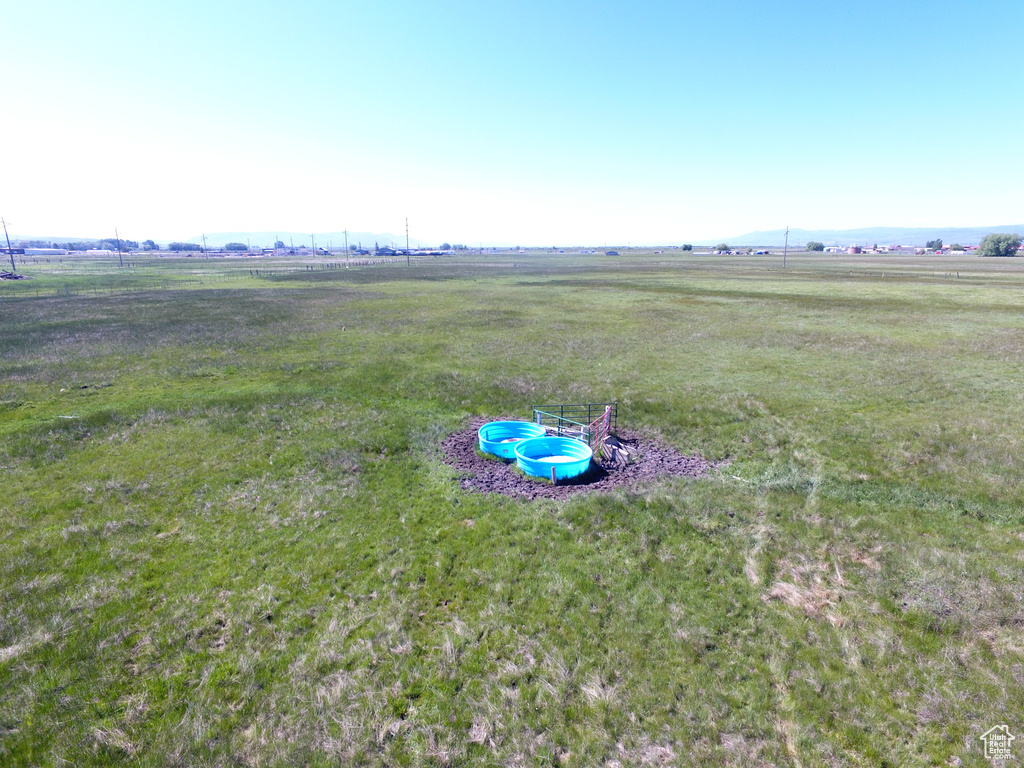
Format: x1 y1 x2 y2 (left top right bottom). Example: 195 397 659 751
185 231 429 249
704 225 1024 248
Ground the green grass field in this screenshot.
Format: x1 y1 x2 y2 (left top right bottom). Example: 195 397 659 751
2 250 1022 766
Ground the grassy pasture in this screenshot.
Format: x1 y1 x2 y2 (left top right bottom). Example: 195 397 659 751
1 251 1022 766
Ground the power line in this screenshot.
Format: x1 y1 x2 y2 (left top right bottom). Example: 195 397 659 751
2 218 15 272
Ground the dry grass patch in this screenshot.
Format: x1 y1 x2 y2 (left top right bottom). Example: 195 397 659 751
764 553 845 625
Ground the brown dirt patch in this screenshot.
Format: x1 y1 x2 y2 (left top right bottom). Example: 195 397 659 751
440 417 710 500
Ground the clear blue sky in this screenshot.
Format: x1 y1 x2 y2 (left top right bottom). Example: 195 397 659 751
3 0 1022 245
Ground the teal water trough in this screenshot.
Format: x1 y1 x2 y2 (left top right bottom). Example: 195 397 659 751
514 436 593 482
478 420 547 459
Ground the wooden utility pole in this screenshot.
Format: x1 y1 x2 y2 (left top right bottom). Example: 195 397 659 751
2 218 14 272
202 234 208 258
405 218 410 266
344 229 349 265
115 227 124 268
783 226 789 269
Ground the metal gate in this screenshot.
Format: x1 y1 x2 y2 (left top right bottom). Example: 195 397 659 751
532 402 618 454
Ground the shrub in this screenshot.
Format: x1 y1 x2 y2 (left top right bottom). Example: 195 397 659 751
976 233 1022 258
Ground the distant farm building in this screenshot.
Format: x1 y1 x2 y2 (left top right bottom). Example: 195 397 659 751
24 248 68 256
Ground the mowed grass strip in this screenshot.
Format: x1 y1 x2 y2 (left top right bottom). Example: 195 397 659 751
1 252 1022 766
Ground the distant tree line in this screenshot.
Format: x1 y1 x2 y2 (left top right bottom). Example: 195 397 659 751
24 239 159 251
40 238 142 252
223 242 249 251
168 242 204 252
926 239 943 250
806 241 825 251
22 240 99 251
97 238 139 252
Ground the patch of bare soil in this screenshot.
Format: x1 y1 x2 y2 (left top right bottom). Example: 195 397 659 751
441 417 710 500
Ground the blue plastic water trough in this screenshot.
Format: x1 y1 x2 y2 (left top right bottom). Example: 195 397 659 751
514 436 593 482
478 420 547 459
